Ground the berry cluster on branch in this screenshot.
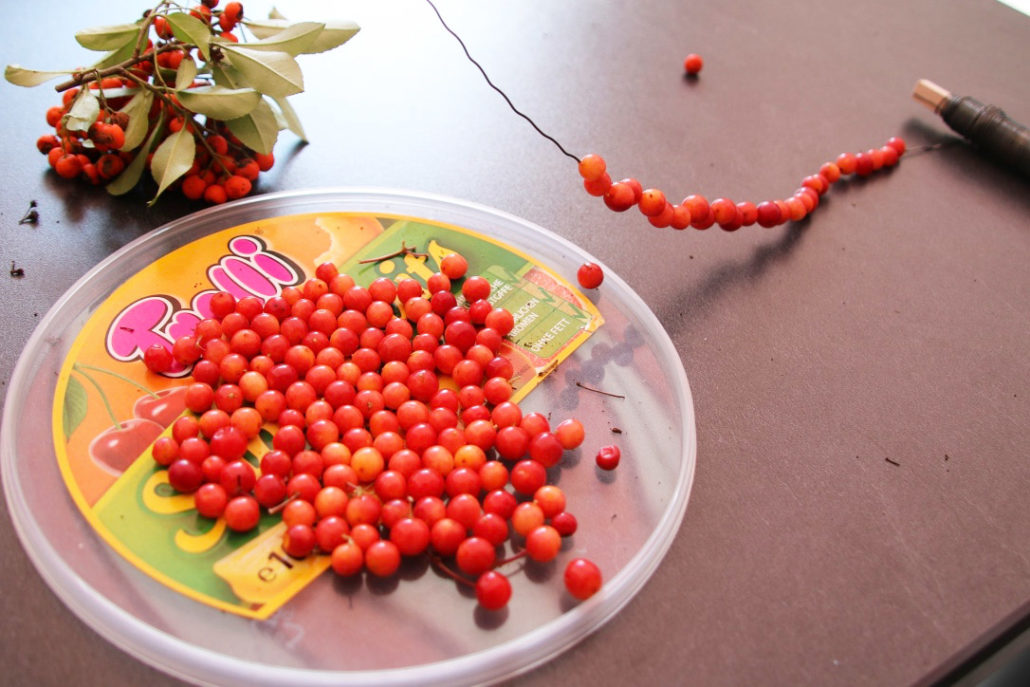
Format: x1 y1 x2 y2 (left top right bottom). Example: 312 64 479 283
6 1 359 204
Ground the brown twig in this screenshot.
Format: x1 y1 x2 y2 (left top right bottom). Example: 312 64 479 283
54 43 187 92
575 381 625 399
358 241 429 264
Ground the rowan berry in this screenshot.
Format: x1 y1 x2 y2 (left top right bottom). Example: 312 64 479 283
54 153 82 179
638 188 667 217
254 151 274 171
476 571 512 610
204 183 228 204
578 154 606 182
683 53 703 75
143 343 174 373
45 106 63 128
583 172 612 196
96 153 126 180
224 174 252 199
440 253 468 280
564 558 602 600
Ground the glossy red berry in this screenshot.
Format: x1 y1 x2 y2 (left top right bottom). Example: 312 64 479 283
683 53 703 75
564 558 602 600
576 262 604 289
595 444 621 470
476 571 512 610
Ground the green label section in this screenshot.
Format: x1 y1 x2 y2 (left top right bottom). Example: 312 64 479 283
93 434 278 610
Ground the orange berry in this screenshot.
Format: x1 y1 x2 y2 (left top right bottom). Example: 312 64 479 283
96 153 126 180
204 183 228 204
54 154 82 179
46 106 63 128
577 153 606 182
208 135 228 155
254 151 274 171
47 146 64 168
181 174 208 200
36 134 60 154
224 175 252 199
235 158 259 180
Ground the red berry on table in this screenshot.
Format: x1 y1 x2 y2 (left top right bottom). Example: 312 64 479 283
564 557 602 600
577 262 604 289
683 53 703 75
595 444 621 470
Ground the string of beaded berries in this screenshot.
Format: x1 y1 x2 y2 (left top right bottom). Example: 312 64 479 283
576 137 907 231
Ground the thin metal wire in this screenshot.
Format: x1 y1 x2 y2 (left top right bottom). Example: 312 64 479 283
424 0 581 164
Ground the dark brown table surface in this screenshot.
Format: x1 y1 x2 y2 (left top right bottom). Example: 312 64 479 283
2 1 1028 685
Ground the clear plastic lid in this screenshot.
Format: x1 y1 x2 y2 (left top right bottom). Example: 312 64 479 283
1 188 696 686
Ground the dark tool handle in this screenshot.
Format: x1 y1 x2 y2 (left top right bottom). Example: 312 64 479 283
942 96 1030 178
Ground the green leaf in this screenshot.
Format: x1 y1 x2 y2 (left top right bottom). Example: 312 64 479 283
149 127 196 205
210 61 243 89
107 111 165 196
227 21 323 56
174 57 198 90
227 99 278 154
64 90 100 133
221 46 302 98
166 12 211 60
269 7 289 20
119 89 154 151
305 21 360 54
241 18 289 40
63 375 89 439
75 23 141 51
273 95 306 141
91 36 138 70
177 85 260 120
4 65 70 87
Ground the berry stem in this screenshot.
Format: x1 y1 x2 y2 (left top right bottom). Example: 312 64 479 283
430 555 476 588
358 241 429 264
53 43 190 93
495 549 527 567
574 381 625 399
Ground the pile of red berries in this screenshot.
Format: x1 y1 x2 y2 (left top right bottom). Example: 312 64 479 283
577 137 907 231
144 256 603 609
34 1 279 204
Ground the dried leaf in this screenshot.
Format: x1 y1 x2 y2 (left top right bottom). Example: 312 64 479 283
241 18 289 40
91 36 138 70
174 57 198 90
4 65 70 87
75 23 141 51
273 95 307 141
227 99 278 155
210 61 243 89
232 21 323 56
149 126 196 205
177 85 261 120
221 46 303 98
119 90 154 151
305 21 360 54
107 112 165 196
166 12 211 60
65 90 100 133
